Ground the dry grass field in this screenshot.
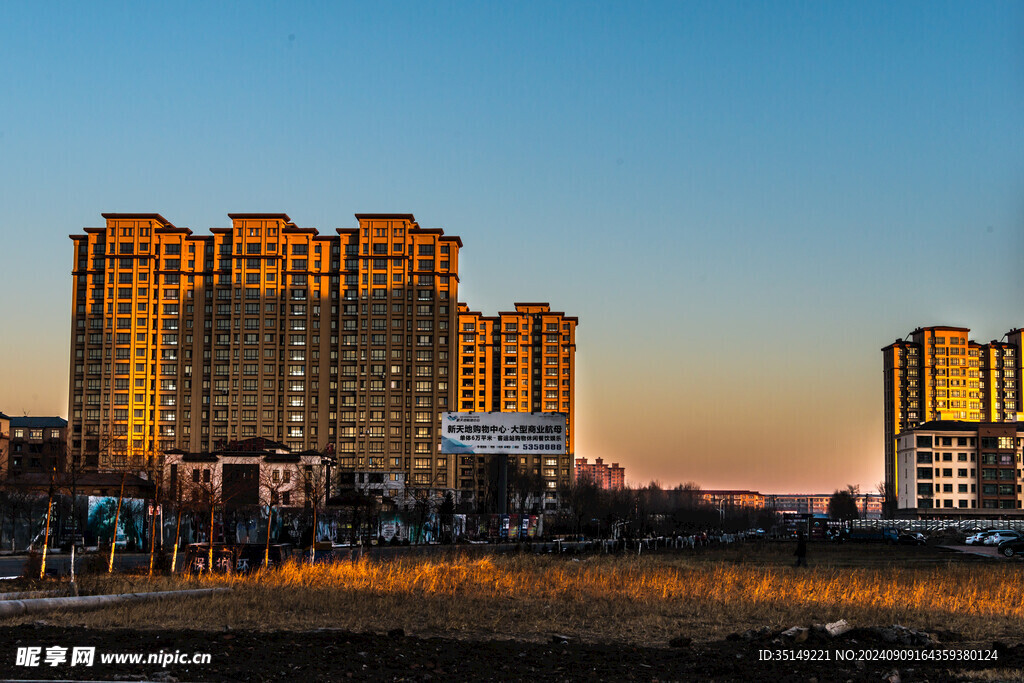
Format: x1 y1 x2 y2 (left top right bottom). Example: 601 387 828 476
9 542 1022 646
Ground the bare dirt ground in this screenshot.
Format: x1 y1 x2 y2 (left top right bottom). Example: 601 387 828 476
1 623 1020 681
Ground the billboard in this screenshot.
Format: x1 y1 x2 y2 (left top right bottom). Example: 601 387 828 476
440 412 567 455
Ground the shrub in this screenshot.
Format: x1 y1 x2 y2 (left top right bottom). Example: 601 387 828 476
79 551 112 575
21 550 42 579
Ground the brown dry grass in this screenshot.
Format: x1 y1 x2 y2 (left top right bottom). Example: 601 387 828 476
7 544 1023 646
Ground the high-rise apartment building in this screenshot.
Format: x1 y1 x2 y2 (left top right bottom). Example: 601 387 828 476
69 212 462 492
456 303 577 508
68 212 577 506
882 325 1022 500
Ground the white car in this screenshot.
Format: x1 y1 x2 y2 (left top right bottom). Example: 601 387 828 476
984 530 1022 545
966 531 996 545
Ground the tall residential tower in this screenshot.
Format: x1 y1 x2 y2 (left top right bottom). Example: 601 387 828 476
456 303 577 508
882 325 1022 501
69 212 462 491
68 212 577 506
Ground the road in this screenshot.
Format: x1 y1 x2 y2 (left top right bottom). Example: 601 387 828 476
943 544 1001 558
0 552 152 579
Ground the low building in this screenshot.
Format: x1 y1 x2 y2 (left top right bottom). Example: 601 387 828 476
164 437 326 509
0 412 9 474
897 421 1024 517
860 495 884 519
700 490 766 509
574 457 625 489
766 493 883 520
6 417 67 478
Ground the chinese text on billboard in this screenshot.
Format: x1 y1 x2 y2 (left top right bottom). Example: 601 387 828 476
440 412 567 455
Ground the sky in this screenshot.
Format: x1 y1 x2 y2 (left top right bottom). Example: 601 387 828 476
0 1 1022 493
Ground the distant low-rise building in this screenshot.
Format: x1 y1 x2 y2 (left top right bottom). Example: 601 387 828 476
766 493 882 520
574 457 625 489
691 491 883 519
0 412 9 474
700 490 766 509
6 417 67 478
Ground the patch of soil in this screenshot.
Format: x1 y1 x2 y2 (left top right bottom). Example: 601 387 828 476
0 625 1018 681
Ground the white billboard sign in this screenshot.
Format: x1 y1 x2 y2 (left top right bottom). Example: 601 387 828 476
440 412 567 455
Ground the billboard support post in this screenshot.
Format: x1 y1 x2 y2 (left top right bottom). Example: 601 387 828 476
497 454 508 515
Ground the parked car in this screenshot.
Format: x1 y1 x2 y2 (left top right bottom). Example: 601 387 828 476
898 532 926 546
997 538 1024 558
966 530 998 545
984 530 1022 545
841 528 899 544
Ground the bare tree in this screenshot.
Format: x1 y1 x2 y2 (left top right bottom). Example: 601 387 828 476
508 458 544 520
399 469 452 544
259 461 299 568
168 475 184 574
39 462 58 578
7 489 32 550
14 491 46 551
297 460 330 562
438 491 455 544
0 487 13 551
828 485 861 521
57 438 91 583
0 425 8 547
96 425 151 573
557 472 601 536
0 431 14 550
877 480 896 518
106 468 128 573
673 482 703 510
178 459 227 573
147 482 161 576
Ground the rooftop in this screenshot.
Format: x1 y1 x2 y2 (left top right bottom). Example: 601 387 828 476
9 416 67 429
901 420 1024 434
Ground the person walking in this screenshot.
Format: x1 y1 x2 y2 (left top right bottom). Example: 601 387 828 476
794 530 808 568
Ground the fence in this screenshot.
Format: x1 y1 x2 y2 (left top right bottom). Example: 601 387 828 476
850 518 1024 533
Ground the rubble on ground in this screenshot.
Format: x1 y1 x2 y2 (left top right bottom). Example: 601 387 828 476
728 621 941 647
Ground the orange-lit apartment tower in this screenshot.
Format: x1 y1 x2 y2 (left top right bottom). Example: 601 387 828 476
1009 329 1024 415
882 338 920 495
457 303 577 509
69 212 462 492
980 340 1019 423
882 325 1022 504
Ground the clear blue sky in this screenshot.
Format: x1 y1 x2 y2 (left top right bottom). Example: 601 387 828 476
1 1 1021 492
